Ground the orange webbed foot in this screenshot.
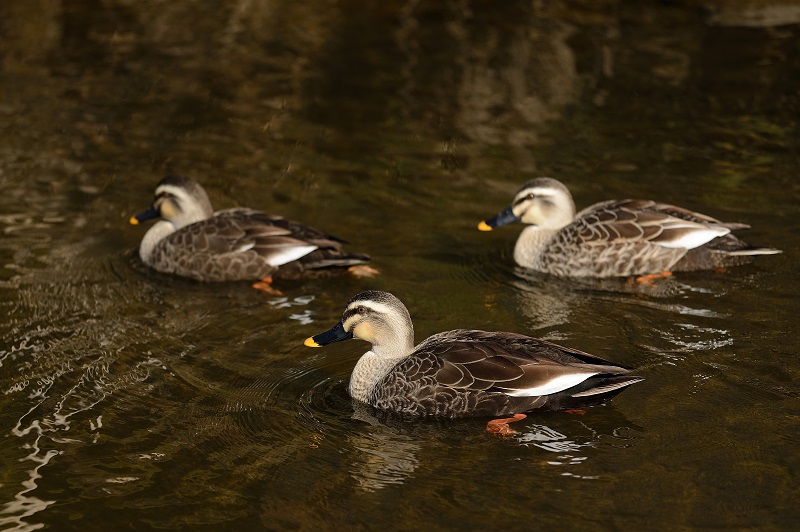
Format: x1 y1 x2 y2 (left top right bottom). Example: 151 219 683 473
635 270 672 286
252 276 284 296
486 413 527 437
348 265 380 278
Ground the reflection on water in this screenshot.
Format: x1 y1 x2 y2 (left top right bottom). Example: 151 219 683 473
518 422 591 453
708 1 800 27
0 0 799 529
267 295 316 324
302 386 645 493
508 266 734 334
460 244 738 332
514 414 642 482
0 446 57 532
666 323 734 351
349 428 421 492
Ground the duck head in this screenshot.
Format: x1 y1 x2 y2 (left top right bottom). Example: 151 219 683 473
130 175 213 230
305 291 415 357
478 177 576 231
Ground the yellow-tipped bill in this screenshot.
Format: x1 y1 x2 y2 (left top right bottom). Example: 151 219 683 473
130 205 160 226
478 206 520 231
305 321 353 348
304 337 321 348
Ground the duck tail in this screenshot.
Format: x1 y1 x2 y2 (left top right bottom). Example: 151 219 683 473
304 253 371 269
724 247 782 256
570 375 644 398
718 222 751 231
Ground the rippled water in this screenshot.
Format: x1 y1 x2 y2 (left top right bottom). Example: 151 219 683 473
1 1 799 530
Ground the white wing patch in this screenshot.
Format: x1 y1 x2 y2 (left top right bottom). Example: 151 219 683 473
234 242 256 253
655 225 729 250
266 245 318 266
503 372 597 397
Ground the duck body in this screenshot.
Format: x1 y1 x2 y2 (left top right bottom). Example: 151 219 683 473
306 291 642 419
131 175 370 282
480 177 781 278
364 329 642 418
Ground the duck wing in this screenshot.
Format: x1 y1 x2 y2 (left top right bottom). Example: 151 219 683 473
229 209 371 273
408 330 629 396
423 329 632 392
377 330 641 417
229 208 350 247
540 199 733 276
154 208 317 281
573 199 732 250
214 208 371 275
192 208 320 263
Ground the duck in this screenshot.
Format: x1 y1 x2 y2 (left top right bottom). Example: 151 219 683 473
130 175 375 290
304 290 642 428
478 177 781 281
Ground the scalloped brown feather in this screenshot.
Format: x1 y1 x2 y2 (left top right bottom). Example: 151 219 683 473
368 329 641 418
147 208 369 282
535 198 778 276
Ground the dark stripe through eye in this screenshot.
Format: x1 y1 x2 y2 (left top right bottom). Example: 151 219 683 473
343 305 372 324
513 193 536 207
343 307 362 322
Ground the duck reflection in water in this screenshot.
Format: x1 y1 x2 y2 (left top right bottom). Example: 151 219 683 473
345 401 642 490
507 266 718 332
346 403 422 492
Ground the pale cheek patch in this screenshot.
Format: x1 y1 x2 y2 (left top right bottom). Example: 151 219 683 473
160 201 176 220
512 202 528 219
353 321 375 343
519 203 543 224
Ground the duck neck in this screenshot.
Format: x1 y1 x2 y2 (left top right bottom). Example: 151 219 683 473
139 220 176 264
513 225 559 269
348 334 414 403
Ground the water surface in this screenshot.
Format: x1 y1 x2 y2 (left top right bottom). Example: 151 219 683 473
1 1 799 530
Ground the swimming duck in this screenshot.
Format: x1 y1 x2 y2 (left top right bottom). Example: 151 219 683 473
130 175 375 289
305 290 642 423
478 177 781 280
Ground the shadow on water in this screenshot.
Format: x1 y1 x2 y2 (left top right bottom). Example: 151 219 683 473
1 0 799 530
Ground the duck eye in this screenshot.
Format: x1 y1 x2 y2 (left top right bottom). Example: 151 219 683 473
357 306 367 315
527 193 535 200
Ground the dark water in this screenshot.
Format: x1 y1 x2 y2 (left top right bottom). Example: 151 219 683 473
1 1 799 529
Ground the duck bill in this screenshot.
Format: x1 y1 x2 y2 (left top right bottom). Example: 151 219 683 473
129 205 160 225
304 321 353 348
478 206 520 231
